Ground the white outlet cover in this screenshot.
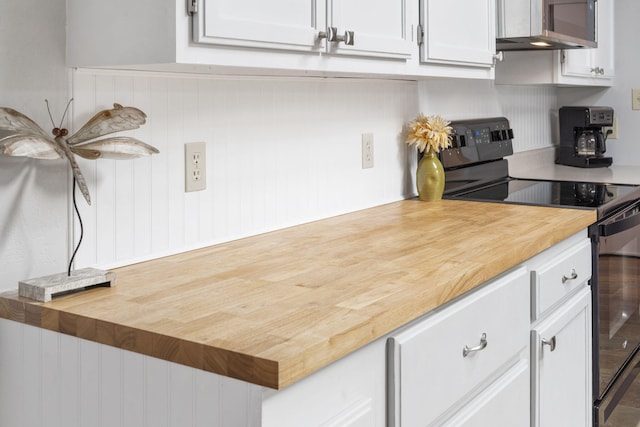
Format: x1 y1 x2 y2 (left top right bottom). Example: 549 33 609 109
362 133 374 169
185 142 206 192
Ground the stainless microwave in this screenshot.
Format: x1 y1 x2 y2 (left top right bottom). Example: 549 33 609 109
496 0 597 51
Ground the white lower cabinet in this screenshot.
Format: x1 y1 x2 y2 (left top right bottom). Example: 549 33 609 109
388 267 530 426
531 287 592 427
529 231 593 427
387 231 593 427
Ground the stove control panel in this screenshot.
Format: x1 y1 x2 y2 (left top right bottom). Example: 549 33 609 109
439 117 514 169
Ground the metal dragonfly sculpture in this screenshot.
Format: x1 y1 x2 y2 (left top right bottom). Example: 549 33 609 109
0 100 159 275
0 100 159 205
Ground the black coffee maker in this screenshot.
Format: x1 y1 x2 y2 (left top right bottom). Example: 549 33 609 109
556 106 613 168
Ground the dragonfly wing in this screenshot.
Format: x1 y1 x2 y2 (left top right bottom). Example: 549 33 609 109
67 103 147 146
0 133 62 159
71 137 159 160
0 107 51 138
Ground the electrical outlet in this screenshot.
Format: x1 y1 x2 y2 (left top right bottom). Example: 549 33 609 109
185 142 206 192
362 133 374 169
603 117 618 139
633 88 640 111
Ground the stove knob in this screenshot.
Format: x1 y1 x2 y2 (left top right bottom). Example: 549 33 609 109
450 134 458 148
491 130 502 141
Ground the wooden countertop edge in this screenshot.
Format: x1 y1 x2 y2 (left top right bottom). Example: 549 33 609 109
0 293 281 388
0 201 598 390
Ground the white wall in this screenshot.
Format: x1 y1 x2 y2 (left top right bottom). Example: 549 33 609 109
0 0 69 292
70 70 418 269
557 0 640 166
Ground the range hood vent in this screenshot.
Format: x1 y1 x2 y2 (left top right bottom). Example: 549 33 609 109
496 0 597 51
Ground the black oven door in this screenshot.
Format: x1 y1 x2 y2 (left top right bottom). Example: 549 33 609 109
593 202 640 426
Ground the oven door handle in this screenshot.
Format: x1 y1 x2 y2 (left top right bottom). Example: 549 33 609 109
600 206 640 236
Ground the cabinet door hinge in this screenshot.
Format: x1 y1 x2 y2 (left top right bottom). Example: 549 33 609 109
188 0 198 15
416 24 424 45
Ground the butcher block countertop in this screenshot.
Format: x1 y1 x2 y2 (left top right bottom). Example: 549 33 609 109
0 199 596 390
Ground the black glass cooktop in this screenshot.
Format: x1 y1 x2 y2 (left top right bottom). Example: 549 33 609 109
446 179 640 218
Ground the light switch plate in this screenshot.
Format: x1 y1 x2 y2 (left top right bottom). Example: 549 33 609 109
185 142 206 192
633 88 640 110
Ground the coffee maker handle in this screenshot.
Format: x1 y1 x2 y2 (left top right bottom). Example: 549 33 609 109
597 132 606 155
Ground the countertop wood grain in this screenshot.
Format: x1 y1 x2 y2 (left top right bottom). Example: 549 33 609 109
0 199 596 389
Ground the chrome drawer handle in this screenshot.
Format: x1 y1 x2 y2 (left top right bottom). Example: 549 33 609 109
463 333 488 357
562 268 578 284
542 336 557 352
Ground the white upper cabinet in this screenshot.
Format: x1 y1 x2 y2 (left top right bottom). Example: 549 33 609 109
194 1 325 53
67 0 498 78
495 0 613 86
193 0 412 60
420 0 496 67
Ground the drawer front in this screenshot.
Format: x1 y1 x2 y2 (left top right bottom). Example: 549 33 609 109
531 238 591 320
388 267 529 427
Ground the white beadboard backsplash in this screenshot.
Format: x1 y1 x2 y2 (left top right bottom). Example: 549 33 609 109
71 70 558 270
71 70 419 269
418 80 557 152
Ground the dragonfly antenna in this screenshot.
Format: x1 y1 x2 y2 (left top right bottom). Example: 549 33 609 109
45 98 74 129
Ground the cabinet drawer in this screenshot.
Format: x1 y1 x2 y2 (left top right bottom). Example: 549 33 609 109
531 238 591 320
388 267 529 427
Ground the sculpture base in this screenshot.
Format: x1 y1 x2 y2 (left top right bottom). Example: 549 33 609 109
19 268 116 302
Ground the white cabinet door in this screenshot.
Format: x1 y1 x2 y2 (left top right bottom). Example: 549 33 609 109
327 0 412 59
420 0 496 67
195 0 325 52
531 287 592 427
562 0 614 80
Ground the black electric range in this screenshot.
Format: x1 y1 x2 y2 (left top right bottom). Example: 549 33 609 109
440 118 640 219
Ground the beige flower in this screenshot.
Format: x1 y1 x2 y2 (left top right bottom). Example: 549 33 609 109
406 114 452 153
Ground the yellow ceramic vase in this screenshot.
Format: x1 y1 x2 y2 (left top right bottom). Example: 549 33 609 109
416 150 445 201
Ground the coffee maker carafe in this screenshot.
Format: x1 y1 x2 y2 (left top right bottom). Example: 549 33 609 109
556 106 613 168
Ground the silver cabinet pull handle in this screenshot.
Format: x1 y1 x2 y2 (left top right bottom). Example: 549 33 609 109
463 333 488 357
562 268 578 283
318 27 337 41
335 30 355 46
319 27 355 45
542 336 557 352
